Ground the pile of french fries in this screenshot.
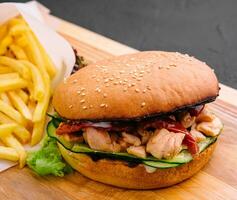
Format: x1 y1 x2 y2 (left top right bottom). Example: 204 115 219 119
0 16 57 167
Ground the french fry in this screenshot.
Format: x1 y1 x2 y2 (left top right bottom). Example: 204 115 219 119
0 35 12 55
0 56 30 80
7 91 32 121
23 31 45 70
27 100 36 115
21 60 44 101
16 89 29 104
0 146 19 162
7 17 26 28
0 66 13 74
32 73 50 122
0 124 26 168
31 119 45 146
33 35 57 78
26 82 34 100
0 123 16 136
14 35 28 47
0 100 26 126
0 112 30 144
0 72 19 80
9 24 30 36
0 78 28 93
0 24 8 41
0 92 12 106
9 44 28 60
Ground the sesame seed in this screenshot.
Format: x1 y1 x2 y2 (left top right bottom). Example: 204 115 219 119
100 103 106 107
158 66 163 69
63 77 67 84
95 87 101 92
113 82 118 85
169 64 176 67
131 83 135 86
143 89 146 93
69 105 73 108
80 99 85 104
109 78 114 81
119 81 122 84
96 78 100 82
123 88 127 92
81 93 86 96
119 70 125 74
166 66 170 69
137 78 142 81
82 106 87 110
135 89 140 93
81 88 85 91
141 102 146 107
105 104 108 108
146 86 151 90
72 79 77 84
124 79 128 82
139 74 143 77
89 105 93 108
105 83 110 87
103 93 107 98
116 76 120 79
77 91 81 94
92 75 96 78
128 83 132 87
140 70 144 73
104 79 109 83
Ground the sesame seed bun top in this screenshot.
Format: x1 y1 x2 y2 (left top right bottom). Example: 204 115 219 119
52 51 219 121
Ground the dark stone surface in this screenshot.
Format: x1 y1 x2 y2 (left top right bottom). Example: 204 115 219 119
2 0 237 88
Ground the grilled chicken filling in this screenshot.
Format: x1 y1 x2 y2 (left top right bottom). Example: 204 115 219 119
56 106 222 160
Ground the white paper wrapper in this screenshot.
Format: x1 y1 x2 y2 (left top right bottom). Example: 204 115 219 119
0 2 75 172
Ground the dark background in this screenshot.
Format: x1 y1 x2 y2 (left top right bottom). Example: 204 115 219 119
2 0 237 89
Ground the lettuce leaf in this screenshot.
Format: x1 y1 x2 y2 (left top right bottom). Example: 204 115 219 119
27 136 73 176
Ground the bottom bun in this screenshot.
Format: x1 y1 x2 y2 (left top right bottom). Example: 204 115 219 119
59 142 216 189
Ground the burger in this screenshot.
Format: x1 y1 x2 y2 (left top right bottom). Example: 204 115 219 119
49 51 223 189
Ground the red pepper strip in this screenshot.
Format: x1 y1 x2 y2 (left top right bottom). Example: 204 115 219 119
189 105 204 116
152 119 199 155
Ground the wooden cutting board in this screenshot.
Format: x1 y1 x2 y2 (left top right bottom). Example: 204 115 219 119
1 16 237 200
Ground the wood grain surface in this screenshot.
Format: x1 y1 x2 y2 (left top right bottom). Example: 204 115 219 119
0 16 237 200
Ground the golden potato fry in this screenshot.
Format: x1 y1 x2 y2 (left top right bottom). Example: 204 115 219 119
27 100 36 115
0 112 30 144
0 72 19 80
0 92 12 106
0 126 26 168
24 31 45 69
32 74 50 122
0 35 12 55
9 44 28 60
7 18 26 28
0 99 26 126
0 24 8 41
9 24 30 36
26 82 34 100
0 56 30 80
21 60 44 101
16 89 28 104
34 35 57 78
0 78 28 93
31 119 45 146
0 146 19 162
14 35 28 47
0 123 16 137
0 66 13 74
8 91 32 121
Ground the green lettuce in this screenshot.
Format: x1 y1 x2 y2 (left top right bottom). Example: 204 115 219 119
27 136 73 176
